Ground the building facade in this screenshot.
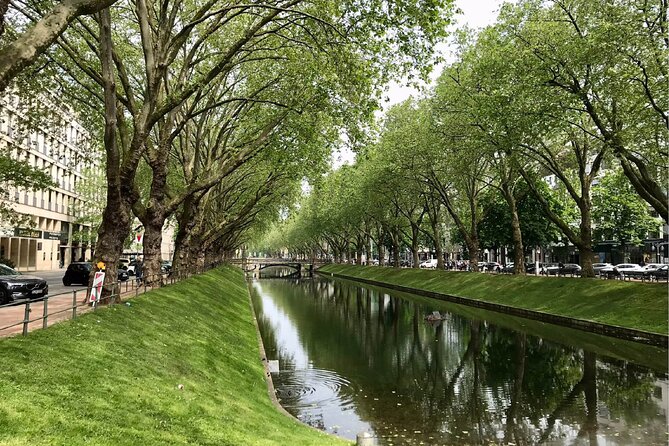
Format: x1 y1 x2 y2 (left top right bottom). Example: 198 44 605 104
0 92 96 271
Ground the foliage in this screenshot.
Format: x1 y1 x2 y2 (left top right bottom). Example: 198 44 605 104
477 182 562 252
592 169 659 247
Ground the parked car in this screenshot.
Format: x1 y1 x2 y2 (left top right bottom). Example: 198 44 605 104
642 263 664 273
419 259 438 269
485 262 502 272
545 263 582 276
63 262 129 286
501 263 515 273
526 263 543 274
161 261 172 274
599 263 645 279
650 264 669 281
592 263 613 275
0 263 48 305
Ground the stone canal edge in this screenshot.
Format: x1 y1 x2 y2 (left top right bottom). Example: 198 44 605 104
246 281 352 444
318 271 669 348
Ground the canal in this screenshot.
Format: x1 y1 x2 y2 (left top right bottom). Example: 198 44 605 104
250 270 669 445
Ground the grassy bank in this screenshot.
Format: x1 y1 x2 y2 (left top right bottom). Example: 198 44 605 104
319 264 668 335
0 266 349 446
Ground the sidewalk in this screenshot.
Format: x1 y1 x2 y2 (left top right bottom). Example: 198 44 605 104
0 282 157 338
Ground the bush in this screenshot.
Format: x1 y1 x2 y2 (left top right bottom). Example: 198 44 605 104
0 257 16 268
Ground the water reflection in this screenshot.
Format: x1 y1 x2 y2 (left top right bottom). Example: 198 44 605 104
250 278 669 445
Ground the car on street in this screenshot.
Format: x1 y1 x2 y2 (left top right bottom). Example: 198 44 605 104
650 264 669 281
599 263 645 279
0 263 49 305
63 262 129 286
485 262 502 272
526 263 543 274
161 261 172 274
642 263 664 274
419 259 438 269
545 263 582 276
592 263 613 275
501 263 515 273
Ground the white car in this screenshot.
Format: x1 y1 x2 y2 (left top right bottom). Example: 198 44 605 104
642 263 664 273
592 263 612 274
419 259 438 269
600 263 644 278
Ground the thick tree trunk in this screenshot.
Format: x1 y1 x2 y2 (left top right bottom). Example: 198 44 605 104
468 239 479 272
433 221 444 270
411 224 420 268
578 195 595 278
378 244 385 266
95 198 132 300
140 211 164 285
92 8 131 302
501 184 526 274
391 228 400 267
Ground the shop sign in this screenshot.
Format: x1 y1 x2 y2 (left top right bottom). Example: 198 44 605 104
43 231 62 240
14 228 41 239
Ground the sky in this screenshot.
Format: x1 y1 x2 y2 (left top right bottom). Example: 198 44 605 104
331 0 508 168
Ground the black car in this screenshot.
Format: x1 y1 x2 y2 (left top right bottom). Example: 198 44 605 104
0 263 48 305
63 262 129 286
651 265 669 281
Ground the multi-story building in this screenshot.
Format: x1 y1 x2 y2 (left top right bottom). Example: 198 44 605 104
0 92 97 271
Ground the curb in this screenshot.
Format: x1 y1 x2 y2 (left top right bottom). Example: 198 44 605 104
319 271 669 348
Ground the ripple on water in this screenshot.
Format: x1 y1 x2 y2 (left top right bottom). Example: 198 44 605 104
275 368 357 408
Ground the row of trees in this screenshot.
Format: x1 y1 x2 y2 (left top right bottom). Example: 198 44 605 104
1 0 456 287
262 0 666 278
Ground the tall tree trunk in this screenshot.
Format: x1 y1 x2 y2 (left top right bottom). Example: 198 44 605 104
411 223 420 268
578 197 595 278
433 222 443 270
501 183 526 274
139 210 164 285
391 228 400 268
92 8 131 300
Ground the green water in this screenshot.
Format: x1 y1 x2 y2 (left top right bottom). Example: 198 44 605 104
250 274 669 445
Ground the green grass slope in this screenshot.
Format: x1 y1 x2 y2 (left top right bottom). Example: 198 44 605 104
0 266 349 446
319 265 668 335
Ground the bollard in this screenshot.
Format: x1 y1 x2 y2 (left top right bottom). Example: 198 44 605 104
356 432 377 446
42 297 48 329
72 291 77 318
22 301 31 336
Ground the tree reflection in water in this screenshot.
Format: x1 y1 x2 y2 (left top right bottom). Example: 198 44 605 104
251 277 668 445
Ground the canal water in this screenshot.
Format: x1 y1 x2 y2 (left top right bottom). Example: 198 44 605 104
250 270 669 445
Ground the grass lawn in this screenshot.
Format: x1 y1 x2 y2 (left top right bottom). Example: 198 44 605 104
0 266 350 446
319 264 669 335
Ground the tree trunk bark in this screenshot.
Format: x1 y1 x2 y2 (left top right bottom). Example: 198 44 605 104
433 221 444 270
501 183 526 274
579 193 595 278
92 8 131 301
140 211 164 285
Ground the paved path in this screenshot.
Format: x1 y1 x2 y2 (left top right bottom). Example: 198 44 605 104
0 281 156 337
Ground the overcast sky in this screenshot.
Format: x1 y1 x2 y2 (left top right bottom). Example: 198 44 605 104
332 0 508 167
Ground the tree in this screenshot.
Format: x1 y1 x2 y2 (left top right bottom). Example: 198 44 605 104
0 0 120 91
592 169 659 256
498 0 668 221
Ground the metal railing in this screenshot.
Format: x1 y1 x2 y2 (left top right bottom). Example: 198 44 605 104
0 264 220 338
